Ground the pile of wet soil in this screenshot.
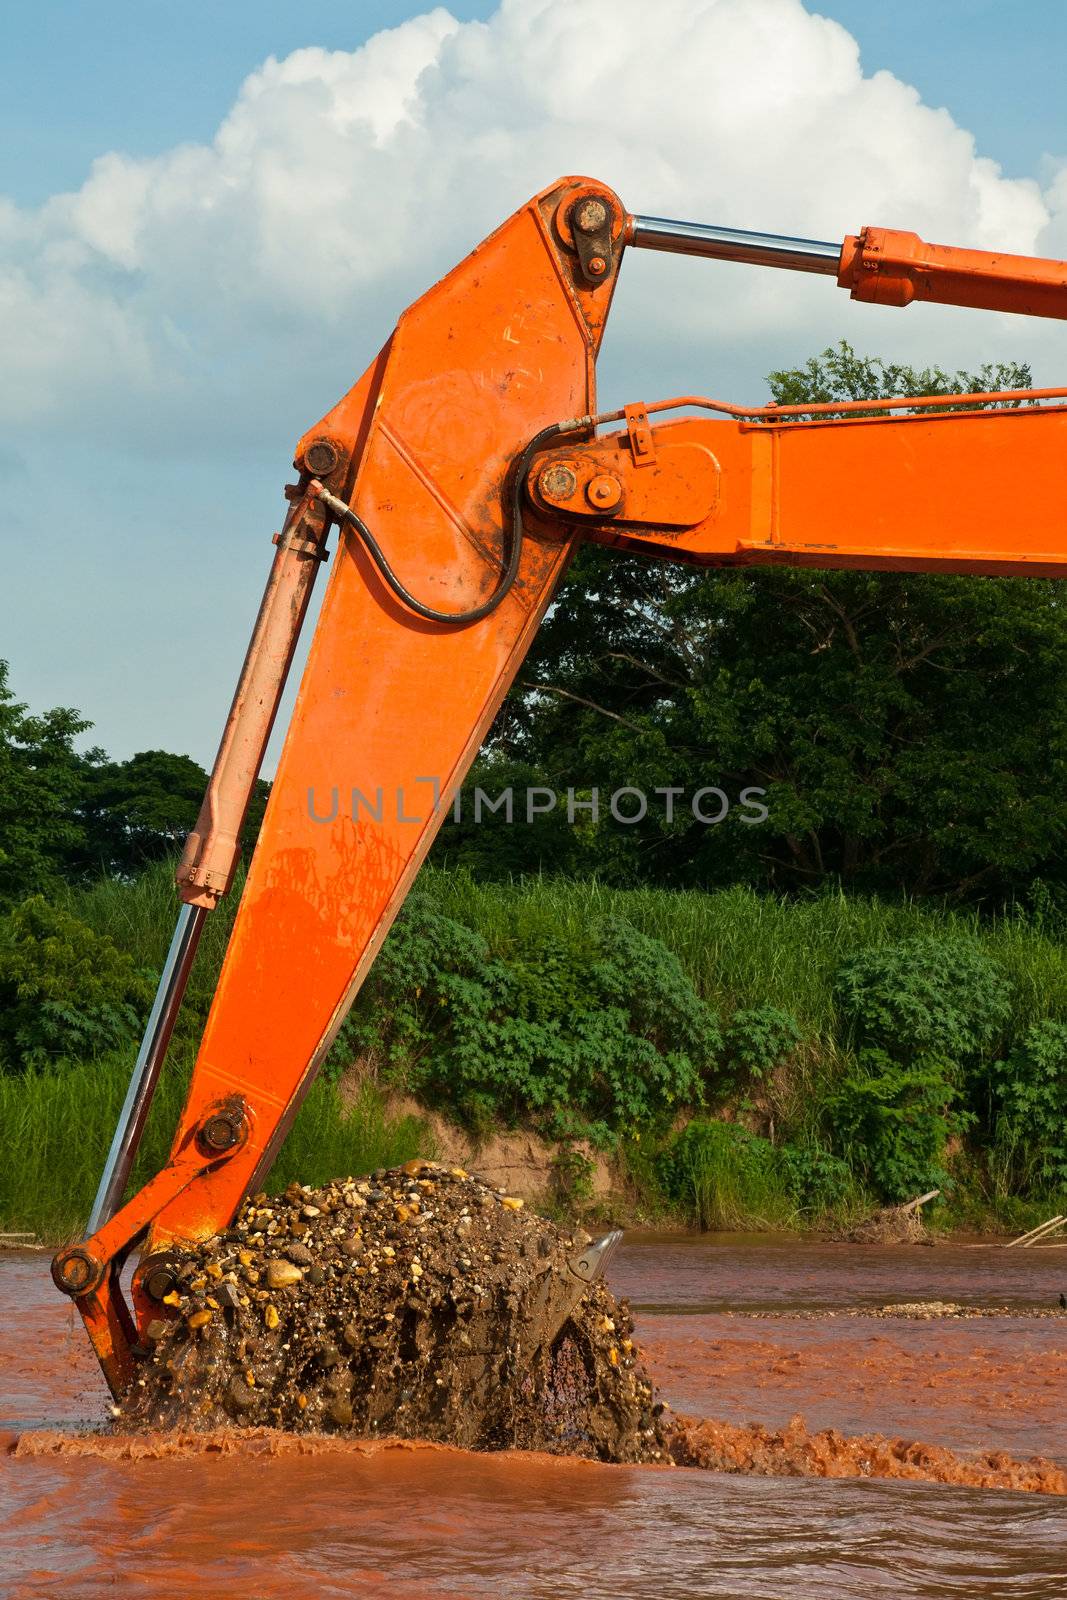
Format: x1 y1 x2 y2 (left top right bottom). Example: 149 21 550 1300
122 1163 666 1464
668 1413 1067 1494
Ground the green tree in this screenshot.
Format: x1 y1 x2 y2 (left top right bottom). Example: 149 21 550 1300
0 659 94 903
0 896 153 1071
77 749 211 877
434 345 1067 903
75 749 269 877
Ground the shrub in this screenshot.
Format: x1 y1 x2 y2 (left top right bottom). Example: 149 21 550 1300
0 896 154 1072
778 1143 857 1214
991 1020 1067 1193
833 936 1010 1067
349 899 721 1146
724 1004 802 1079
827 1053 970 1201
658 1119 786 1229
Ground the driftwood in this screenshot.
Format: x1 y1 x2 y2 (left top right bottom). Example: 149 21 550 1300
1005 1215 1066 1249
834 1190 940 1245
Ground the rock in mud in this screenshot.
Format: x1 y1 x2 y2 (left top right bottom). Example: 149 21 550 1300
122 1163 666 1463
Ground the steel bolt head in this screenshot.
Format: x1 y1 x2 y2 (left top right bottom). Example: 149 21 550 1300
200 1112 241 1152
586 474 622 510
51 1247 101 1297
143 1264 177 1302
573 197 609 235
539 463 578 501
304 438 340 476
587 255 607 276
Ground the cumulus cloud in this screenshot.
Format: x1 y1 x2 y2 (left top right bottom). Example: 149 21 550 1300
4 0 1067 448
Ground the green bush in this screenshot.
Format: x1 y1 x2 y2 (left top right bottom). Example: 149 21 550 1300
833 936 1010 1067
724 1004 802 1079
991 1020 1067 1194
350 898 721 1146
778 1143 857 1214
658 1119 788 1229
0 896 154 1072
827 1053 970 1201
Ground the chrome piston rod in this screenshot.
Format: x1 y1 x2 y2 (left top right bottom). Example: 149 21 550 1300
631 214 842 276
86 901 206 1236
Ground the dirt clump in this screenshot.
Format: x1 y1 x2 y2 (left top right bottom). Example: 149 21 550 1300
121 1163 666 1464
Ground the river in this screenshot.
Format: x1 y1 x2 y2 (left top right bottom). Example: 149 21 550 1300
2 1234 1064 1598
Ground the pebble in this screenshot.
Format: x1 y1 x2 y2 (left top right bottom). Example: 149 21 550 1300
227 1376 257 1412
266 1260 304 1290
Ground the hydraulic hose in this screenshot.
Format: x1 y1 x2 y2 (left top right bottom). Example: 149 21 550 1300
311 421 569 626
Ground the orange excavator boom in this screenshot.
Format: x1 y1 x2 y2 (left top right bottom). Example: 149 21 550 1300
51 177 1067 1396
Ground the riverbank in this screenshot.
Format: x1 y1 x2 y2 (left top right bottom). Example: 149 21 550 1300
2 865 1065 1242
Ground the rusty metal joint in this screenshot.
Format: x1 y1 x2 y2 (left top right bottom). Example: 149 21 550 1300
195 1096 251 1158
272 530 330 561
51 1245 105 1298
568 193 615 287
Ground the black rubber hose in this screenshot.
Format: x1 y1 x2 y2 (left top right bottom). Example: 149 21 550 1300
317 421 568 626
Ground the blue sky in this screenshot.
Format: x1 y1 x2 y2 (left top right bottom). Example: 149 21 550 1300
4 1 1065 202
3 0 1067 764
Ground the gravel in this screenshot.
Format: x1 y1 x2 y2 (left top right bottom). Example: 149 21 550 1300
122 1161 667 1463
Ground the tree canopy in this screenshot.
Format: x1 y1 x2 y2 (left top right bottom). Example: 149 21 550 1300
435 344 1067 904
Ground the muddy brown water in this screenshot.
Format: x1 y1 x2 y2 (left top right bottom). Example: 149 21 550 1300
2 1234 1065 1598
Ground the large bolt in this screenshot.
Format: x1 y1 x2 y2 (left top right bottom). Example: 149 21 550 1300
573 197 609 235
198 1106 246 1154
539 463 578 502
586 474 623 511
304 438 340 477
143 1262 177 1302
51 1247 102 1298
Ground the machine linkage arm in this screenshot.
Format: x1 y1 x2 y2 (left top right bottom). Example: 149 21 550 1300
629 213 1067 320
54 176 1067 1398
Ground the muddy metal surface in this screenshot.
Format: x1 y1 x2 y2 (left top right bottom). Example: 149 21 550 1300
2 1234 1066 1598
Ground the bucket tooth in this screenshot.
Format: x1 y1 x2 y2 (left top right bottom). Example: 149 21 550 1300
567 1229 624 1285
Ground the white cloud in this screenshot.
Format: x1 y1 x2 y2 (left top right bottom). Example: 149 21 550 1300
3 0 1067 447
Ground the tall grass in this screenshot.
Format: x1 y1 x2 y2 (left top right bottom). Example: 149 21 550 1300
58 861 1067 1045
10 861 1063 1238
0 1052 429 1242
425 873 1067 1035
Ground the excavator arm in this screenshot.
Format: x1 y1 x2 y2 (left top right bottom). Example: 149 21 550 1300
51 176 1067 1397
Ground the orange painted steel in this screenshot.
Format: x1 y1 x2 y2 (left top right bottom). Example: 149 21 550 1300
57 176 625 1393
177 487 330 911
53 176 1067 1395
838 226 1067 318
530 401 1067 576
